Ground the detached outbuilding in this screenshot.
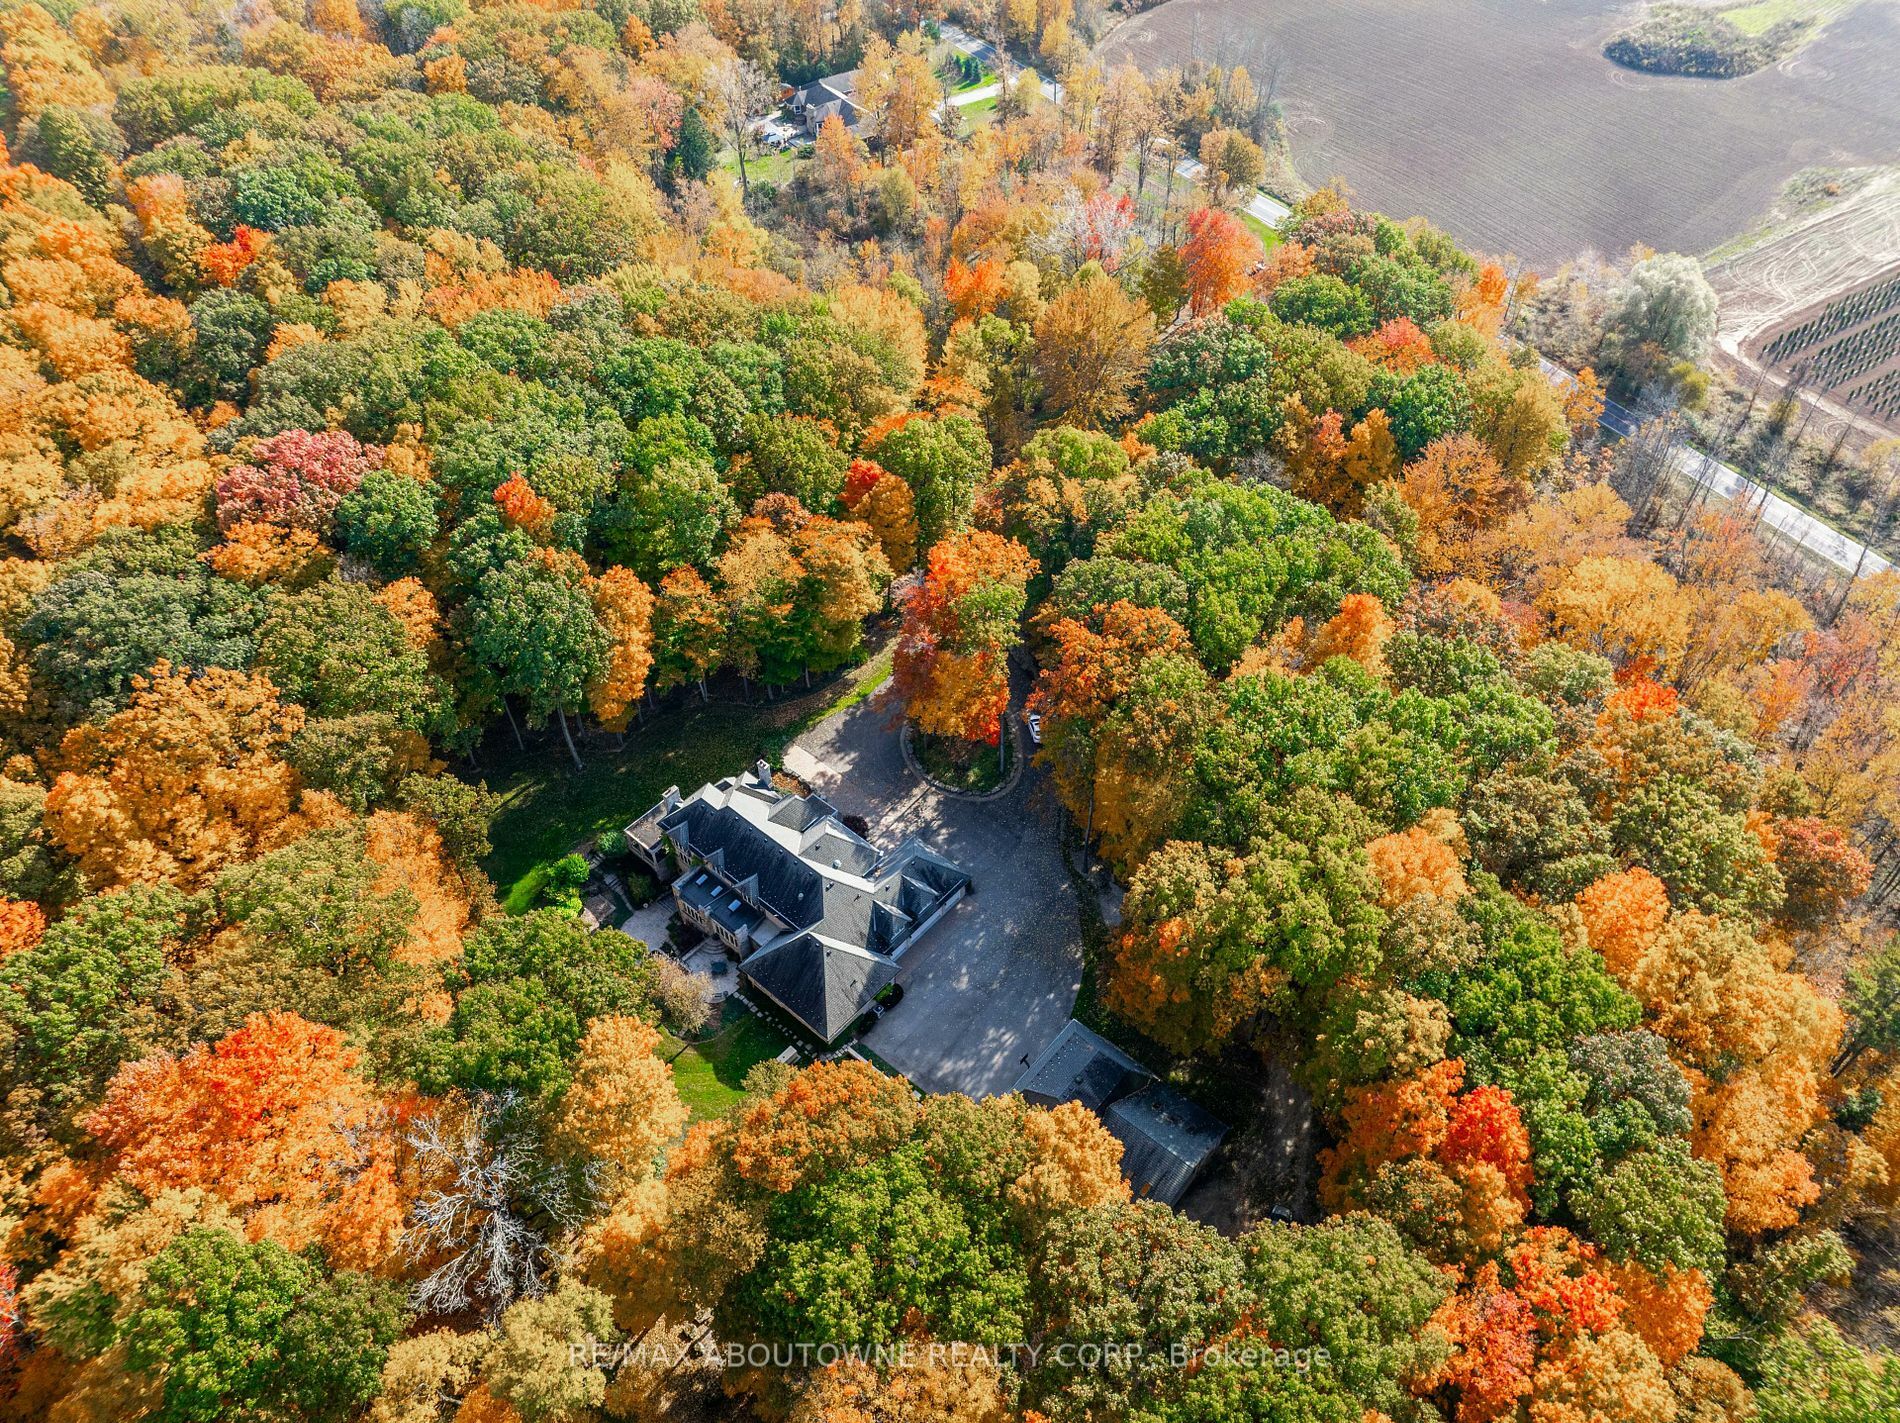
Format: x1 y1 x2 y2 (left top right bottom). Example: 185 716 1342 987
1014 1019 1228 1208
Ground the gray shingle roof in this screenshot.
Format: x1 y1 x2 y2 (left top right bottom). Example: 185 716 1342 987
1013 1020 1227 1207
742 933 896 1043
1102 1084 1228 1207
676 868 769 942
1015 1019 1148 1112
629 771 968 1044
661 800 826 930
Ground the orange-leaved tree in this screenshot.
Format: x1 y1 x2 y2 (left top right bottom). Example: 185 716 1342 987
85 1011 402 1262
43 663 306 890
890 530 1037 750
587 566 655 732
1180 206 1260 317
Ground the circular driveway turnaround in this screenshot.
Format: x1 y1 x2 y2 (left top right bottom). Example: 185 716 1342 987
784 681 1082 1099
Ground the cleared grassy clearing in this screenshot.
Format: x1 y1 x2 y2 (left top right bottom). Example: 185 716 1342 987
482 645 893 909
1240 210 1283 248
664 1001 795 1118
724 144 802 190
1723 0 1848 35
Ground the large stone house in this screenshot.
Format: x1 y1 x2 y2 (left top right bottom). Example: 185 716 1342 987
790 69 860 135
626 762 970 1043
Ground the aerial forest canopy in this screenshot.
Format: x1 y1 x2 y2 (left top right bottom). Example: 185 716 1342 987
0 0 1899 1420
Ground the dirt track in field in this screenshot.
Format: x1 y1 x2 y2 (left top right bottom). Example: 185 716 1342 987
1712 168 1900 348
1097 0 1900 269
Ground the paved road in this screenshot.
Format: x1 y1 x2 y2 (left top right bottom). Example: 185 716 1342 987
1164 168 1883 579
936 23 1061 112
783 680 1082 1098
945 69 1060 111
1172 156 1293 229
1537 357 1891 579
938 20 997 66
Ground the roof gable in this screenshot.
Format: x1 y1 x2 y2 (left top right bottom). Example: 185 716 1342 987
1102 1084 1228 1207
742 933 896 1042
1014 1019 1148 1112
661 800 826 928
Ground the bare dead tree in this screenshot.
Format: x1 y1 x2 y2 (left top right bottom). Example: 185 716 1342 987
401 1093 603 1320
1617 407 1682 534
710 57 775 202
1829 464 1900 626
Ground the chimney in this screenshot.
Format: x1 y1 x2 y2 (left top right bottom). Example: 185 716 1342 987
755 758 772 788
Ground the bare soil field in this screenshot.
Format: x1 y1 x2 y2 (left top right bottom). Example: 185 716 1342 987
1744 265 1900 429
1710 167 1900 433
1097 0 1900 269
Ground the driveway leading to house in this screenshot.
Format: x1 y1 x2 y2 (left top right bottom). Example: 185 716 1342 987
784 677 1083 1098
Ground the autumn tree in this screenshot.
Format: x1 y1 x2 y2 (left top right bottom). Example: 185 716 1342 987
1539 555 1692 674
852 472 919 573
86 1012 392 1255
1027 599 1203 863
889 530 1037 751
1032 264 1156 429
1181 206 1259 317
650 567 724 698
854 33 942 154
1195 128 1266 208
43 664 305 891
1296 407 1399 518
1399 434 1522 578
730 1058 919 1194
557 1015 688 1182
718 503 890 688
587 566 655 732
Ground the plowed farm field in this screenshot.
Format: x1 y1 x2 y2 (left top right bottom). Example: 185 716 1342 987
1098 0 1900 268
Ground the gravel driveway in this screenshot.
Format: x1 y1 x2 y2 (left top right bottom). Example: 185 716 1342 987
783 680 1083 1098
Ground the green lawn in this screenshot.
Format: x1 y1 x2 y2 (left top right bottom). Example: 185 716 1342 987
722 144 801 190
961 94 998 117
1720 0 1845 35
1241 209 1284 249
664 1000 796 1118
484 645 893 911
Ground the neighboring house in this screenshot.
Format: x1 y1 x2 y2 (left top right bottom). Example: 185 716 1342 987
790 69 860 134
1014 1020 1228 1207
626 761 970 1043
